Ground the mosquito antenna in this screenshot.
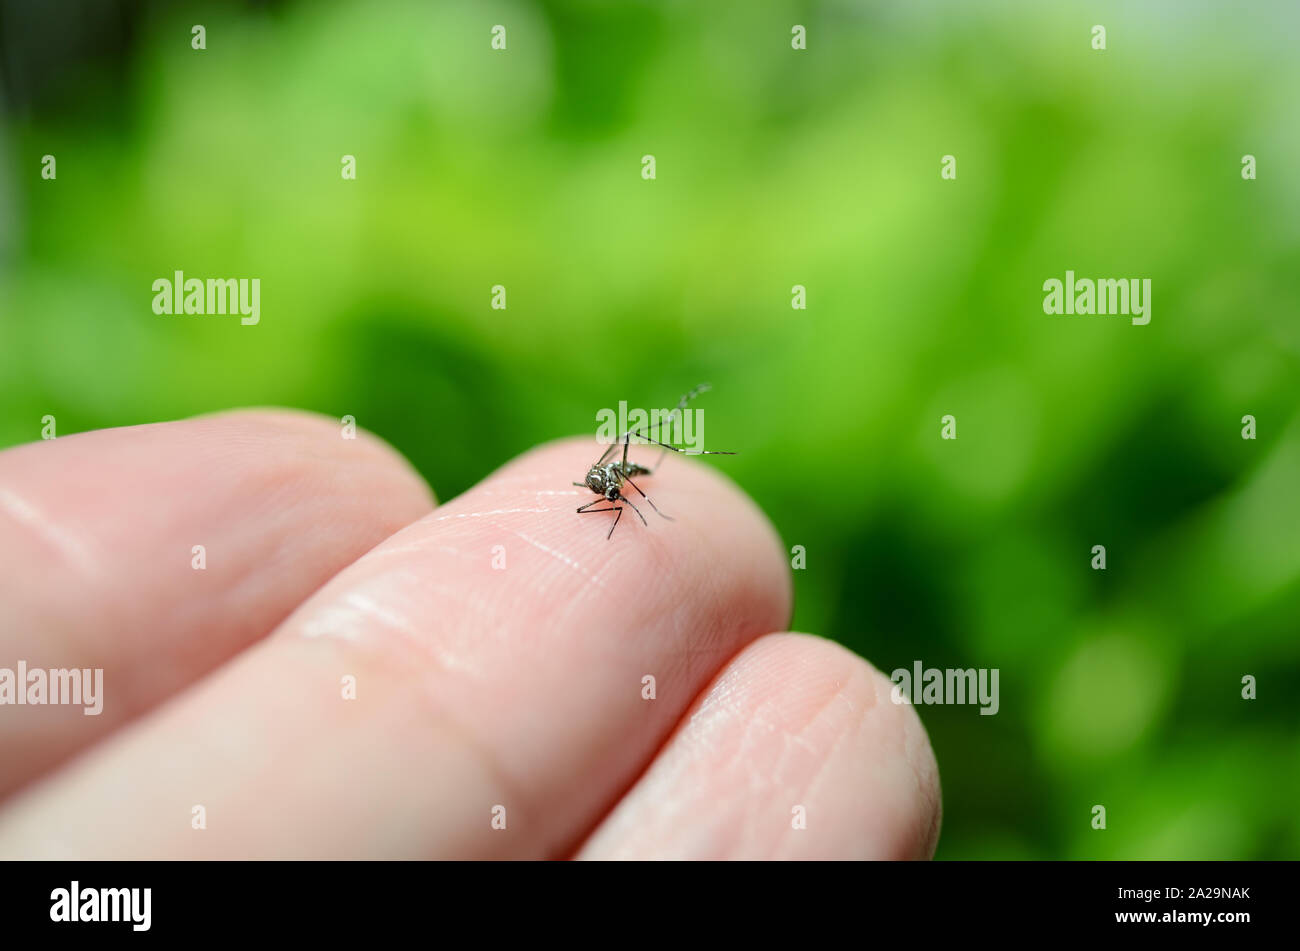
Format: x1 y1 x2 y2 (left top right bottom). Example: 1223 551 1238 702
639 383 714 469
621 426 735 456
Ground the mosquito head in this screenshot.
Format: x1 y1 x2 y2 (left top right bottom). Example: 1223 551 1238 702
584 466 609 495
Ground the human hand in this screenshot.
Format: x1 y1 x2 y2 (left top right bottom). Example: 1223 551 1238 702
0 410 940 859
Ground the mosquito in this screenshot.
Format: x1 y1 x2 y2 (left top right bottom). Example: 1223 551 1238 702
575 383 735 539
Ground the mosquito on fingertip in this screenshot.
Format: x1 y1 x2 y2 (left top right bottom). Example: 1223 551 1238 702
574 384 735 539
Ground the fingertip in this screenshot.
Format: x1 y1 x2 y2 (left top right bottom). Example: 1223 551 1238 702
476 434 792 630
578 631 943 860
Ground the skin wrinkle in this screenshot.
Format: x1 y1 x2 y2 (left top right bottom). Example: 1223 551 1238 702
483 470 558 486
509 529 605 589
834 688 858 716
476 489 580 497
364 542 463 560
738 702 779 809
340 591 422 639
735 658 856 853
0 486 127 712
297 576 486 679
0 484 102 582
711 682 784 856
432 507 552 520
771 681 863 860
355 514 465 562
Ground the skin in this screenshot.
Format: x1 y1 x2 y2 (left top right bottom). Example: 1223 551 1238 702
0 409 940 859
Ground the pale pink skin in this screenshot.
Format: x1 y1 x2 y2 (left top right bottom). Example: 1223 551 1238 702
0 410 940 859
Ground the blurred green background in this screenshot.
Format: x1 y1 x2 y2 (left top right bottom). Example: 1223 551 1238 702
2 0 1298 858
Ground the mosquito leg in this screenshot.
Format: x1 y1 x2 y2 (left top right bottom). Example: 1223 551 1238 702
576 500 625 538
623 475 673 521
622 495 647 527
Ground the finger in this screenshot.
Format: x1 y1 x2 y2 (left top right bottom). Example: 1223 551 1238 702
0 436 790 858
0 409 434 799
577 633 942 859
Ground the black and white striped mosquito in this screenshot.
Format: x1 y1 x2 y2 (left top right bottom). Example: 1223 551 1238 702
575 384 735 539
